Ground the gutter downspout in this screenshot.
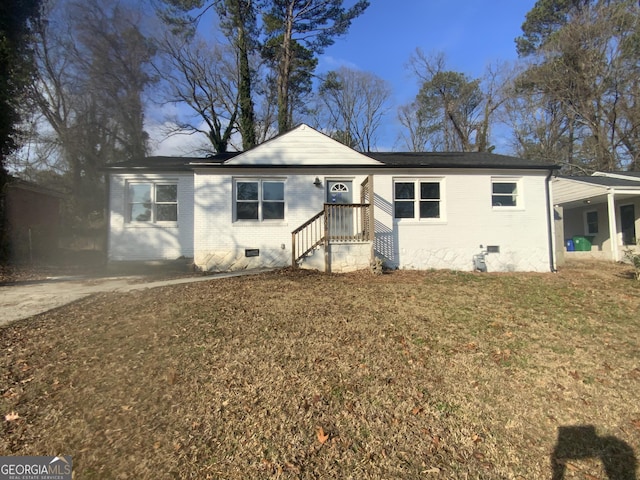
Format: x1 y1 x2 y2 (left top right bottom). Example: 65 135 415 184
545 169 557 272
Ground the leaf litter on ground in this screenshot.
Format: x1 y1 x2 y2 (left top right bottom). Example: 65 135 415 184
0 260 639 479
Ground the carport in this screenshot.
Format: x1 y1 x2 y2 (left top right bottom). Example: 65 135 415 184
553 172 640 261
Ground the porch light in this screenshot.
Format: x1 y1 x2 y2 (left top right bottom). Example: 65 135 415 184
313 177 322 187
583 200 591 204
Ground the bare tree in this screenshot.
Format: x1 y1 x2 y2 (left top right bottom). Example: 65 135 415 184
158 0 260 149
475 62 510 153
516 0 640 171
156 34 239 153
502 82 577 167
316 67 391 152
397 101 434 152
24 0 156 218
406 50 495 152
73 0 155 161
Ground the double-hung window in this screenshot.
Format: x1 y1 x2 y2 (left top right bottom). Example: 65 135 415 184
585 211 598 234
235 179 285 221
394 179 443 220
127 182 178 223
491 178 520 208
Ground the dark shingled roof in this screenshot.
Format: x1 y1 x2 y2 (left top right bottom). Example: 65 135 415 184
608 171 640 177
106 153 241 171
104 151 558 171
364 152 557 169
559 175 640 188
6 176 66 197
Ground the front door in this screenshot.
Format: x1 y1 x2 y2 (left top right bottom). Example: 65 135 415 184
620 204 636 245
327 181 353 238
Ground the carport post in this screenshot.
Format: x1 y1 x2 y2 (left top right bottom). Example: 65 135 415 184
607 191 619 261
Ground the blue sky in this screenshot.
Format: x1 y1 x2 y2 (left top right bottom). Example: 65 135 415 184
315 0 538 150
151 1 538 155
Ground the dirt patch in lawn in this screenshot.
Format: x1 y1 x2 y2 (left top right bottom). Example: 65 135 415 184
1 262 640 479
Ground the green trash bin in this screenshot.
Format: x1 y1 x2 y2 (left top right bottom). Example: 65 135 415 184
572 235 593 251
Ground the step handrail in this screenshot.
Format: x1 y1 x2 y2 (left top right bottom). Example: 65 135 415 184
291 209 325 267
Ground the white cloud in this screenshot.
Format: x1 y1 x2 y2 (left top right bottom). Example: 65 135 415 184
317 54 361 73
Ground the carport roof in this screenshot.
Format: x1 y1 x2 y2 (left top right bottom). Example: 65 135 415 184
559 175 640 188
553 174 640 208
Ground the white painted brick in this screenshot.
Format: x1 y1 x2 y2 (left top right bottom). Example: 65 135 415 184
108 173 194 261
372 171 552 272
110 168 554 273
193 171 368 271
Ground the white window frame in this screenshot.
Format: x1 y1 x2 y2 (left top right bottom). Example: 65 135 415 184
393 177 445 222
234 178 286 222
126 181 178 224
585 210 599 235
491 177 522 209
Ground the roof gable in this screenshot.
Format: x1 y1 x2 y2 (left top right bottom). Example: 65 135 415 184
224 124 382 166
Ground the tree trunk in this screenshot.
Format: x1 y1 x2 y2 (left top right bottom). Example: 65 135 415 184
0 165 9 263
236 3 256 149
277 2 295 133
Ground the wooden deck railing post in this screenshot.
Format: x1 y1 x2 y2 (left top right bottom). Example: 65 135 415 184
291 231 296 268
324 205 330 273
368 174 375 266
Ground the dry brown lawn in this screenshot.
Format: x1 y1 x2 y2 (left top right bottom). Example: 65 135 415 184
1 261 640 479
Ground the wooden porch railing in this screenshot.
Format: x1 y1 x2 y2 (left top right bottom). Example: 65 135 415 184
326 203 371 241
291 209 325 267
291 203 373 268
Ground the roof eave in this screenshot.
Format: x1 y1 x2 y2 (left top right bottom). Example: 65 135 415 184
105 161 561 172
193 163 560 170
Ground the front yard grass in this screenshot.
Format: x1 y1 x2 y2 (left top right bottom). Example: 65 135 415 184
1 261 640 478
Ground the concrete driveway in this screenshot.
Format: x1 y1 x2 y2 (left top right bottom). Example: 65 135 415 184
0 269 271 327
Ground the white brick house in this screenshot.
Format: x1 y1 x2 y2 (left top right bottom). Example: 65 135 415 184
106 124 560 273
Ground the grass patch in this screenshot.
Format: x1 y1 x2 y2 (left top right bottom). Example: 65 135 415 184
1 262 640 478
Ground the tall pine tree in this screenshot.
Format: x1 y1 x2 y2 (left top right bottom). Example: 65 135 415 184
262 0 369 133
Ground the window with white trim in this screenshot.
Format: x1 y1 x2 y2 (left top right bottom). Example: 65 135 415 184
394 179 443 220
235 179 285 221
585 210 598 234
491 179 520 207
127 182 177 223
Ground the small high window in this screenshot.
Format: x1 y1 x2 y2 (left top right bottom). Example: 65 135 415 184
492 179 520 207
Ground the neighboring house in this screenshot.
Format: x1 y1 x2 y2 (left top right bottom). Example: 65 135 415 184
2 177 63 262
553 172 640 261
105 124 560 273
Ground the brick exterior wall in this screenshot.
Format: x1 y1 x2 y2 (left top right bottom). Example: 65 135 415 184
5 183 61 262
108 174 194 261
